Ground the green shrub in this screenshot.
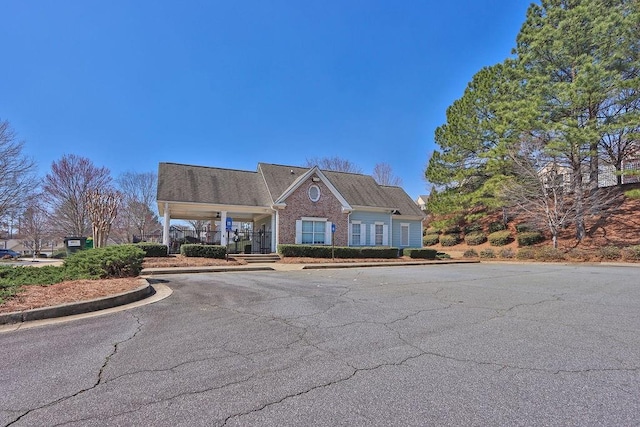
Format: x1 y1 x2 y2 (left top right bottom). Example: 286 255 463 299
624 189 640 200
403 248 437 260
479 248 496 259
425 227 441 235
180 244 226 259
422 234 439 246
489 221 506 233
517 232 544 247
443 225 461 234
516 223 537 233
439 234 460 246
464 232 487 246
488 230 512 246
534 247 566 262
598 245 621 260
498 248 515 259
277 245 399 259
463 249 478 258
516 248 535 260
64 245 145 279
464 223 482 234
621 245 640 261
134 243 168 257
436 252 451 259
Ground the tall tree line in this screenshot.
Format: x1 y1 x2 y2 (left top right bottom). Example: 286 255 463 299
426 0 639 241
0 122 161 253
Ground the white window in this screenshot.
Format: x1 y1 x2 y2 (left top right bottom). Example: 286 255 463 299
308 185 321 202
375 224 384 245
302 220 325 244
370 222 389 246
295 218 331 245
352 223 361 245
401 223 410 247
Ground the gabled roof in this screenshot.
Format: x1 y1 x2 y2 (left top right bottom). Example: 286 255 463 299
157 163 272 207
379 186 425 217
158 162 425 218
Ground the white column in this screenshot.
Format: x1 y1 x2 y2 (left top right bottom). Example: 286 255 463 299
220 211 228 246
162 202 170 246
271 212 277 253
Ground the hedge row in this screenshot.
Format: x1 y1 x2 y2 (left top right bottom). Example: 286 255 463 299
180 244 227 258
464 232 487 246
517 231 545 246
133 242 168 257
403 249 437 260
278 245 399 259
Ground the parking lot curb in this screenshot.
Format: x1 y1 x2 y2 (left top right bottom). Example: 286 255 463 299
0 279 154 325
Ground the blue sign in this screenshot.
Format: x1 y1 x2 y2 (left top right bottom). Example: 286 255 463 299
225 217 233 231
331 223 336 233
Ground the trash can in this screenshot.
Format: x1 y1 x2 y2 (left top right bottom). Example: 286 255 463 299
244 244 252 254
64 237 87 255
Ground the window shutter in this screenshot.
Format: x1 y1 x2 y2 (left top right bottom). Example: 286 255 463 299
348 223 352 246
295 220 302 244
325 222 332 245
360 224 366 246
370 224 376 246
383 224 389 246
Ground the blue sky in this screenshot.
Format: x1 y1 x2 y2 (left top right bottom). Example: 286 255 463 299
1 1 531 200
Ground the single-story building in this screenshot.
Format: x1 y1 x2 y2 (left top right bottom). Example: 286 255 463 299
157 162 425 253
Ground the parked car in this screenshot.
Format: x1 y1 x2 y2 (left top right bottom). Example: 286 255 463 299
0 249 20 259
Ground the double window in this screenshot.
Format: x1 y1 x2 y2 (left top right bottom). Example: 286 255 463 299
302 220 326 245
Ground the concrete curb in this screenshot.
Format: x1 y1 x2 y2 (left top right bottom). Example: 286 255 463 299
141 266 275 275
301 259 480 269
140 259 479 275
0 280 154 325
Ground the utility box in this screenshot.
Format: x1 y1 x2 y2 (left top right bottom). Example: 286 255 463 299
64 237 87 255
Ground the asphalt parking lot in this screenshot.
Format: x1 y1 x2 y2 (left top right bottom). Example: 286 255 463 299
2 263 639 426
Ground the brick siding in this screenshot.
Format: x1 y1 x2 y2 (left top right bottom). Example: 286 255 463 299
278 177 349 245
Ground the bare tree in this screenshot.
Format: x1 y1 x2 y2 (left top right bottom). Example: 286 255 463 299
501 139 623 248
116 171 159 241
372 162 403 186
19 198 50 256
304 156 363 173
187 219 209 241
0 119 37 221
43 155 112 237
85 188 119 248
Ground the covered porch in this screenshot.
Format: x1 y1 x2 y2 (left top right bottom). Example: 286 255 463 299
159 201 278 254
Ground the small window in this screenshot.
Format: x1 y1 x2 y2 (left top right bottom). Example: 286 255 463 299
308 185 321 202
352 223 361 245
375 224 384 245
401 223 409 246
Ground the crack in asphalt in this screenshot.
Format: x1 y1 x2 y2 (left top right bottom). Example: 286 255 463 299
4 313 143 427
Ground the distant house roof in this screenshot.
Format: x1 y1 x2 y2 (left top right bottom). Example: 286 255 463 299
158 162 425 217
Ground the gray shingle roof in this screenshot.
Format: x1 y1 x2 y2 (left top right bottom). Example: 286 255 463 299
157 163 272 207
158 162 425 217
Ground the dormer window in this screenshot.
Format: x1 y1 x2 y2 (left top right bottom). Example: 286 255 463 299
308 185 321 202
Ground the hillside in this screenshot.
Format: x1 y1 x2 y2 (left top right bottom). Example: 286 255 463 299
427 193 640 260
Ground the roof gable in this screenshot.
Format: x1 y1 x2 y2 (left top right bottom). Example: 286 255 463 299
273 166 352 209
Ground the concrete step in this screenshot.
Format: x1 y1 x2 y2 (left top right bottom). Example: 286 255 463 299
232 254 281 263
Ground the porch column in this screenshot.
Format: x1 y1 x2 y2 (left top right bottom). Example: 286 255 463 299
220 211 228 246
271 212 277 253
162 202 170 246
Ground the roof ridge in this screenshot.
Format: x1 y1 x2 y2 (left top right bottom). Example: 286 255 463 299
161 162 257 174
